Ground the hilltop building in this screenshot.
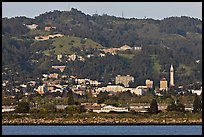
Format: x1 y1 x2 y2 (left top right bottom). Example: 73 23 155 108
119 44 132 51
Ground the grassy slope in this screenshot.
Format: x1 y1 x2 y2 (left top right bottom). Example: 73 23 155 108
38 36 103 55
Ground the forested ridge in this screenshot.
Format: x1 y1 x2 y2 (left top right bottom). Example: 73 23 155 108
2 8 202 87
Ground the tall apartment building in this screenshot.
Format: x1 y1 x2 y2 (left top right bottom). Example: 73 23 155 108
115 75 134 87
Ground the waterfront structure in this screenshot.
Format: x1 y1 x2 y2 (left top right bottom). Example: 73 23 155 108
170 64 174 87
93 105 129 113
160 78 168 91
115 75 134 87
2 106 15 113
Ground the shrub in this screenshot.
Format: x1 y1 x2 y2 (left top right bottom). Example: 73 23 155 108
29 108 39 113
41 103 56 113
64 105 82 114
15 101 30 113
149 98 159 114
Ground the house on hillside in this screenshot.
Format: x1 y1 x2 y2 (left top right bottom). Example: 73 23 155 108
119 44 132 51
25 24 38 30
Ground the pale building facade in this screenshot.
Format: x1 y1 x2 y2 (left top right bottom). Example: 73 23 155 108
160 78 168 91
145 79 153 88
115 75 134 87
170 64 174 87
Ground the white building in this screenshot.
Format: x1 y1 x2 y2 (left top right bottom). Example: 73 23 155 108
68 54 77 61
131 86 148 96
93 105 129 113
97 85 125 93
25 24 38 30
170 64 174 87
115 75 134 87
133 46 142 51
192 86 202 95
57 54 62 62
2 106 15 113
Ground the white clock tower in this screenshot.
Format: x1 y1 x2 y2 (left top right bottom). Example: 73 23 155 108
170 64 174 87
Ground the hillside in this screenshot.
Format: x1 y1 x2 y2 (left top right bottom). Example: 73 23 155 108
2 8 202 86
32 36 103 56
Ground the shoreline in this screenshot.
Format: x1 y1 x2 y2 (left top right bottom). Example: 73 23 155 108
2 118 202 125
2 123 202 126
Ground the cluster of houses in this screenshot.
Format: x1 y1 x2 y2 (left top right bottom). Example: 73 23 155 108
34 69 152 97
100 44 142 55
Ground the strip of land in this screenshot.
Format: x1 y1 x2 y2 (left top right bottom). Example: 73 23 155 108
2 116 202 125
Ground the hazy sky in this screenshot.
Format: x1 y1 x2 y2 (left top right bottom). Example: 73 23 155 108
2 2 202 20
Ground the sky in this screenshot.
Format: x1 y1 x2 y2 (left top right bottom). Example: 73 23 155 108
2 2 202 20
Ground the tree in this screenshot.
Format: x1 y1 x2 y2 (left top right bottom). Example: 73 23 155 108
41 103 56 113
67 87 75 105
97 91 109 104
193 94 202 112
167 99 185 112
15 101 30 113
149 98 158 114
176 102 185 112
64 105 82 114
167 100 177 111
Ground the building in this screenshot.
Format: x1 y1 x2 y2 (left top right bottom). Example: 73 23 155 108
170 64 174 87
51 66 66 72
57 54 62 62
119 44 132 51
93 105 129 113
25 24 38 30
37 85 45 95
48 73 59 79
35 36 49 41
44 26 56 31
160 78 168 91
130 103 149 113
145 79 153 88
133 46 142 51
34 34 64 41
2 106 15 113
100 48 118 55
131 86 148 96
96 85 125 93
192 86 202 95
68 54 77 61
115 75 134 87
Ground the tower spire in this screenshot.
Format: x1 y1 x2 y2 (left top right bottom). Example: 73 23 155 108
170 64 174 87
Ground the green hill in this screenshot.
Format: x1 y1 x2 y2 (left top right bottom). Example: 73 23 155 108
35 36 103 55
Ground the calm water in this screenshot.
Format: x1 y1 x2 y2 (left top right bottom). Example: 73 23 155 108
2 125 202 135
